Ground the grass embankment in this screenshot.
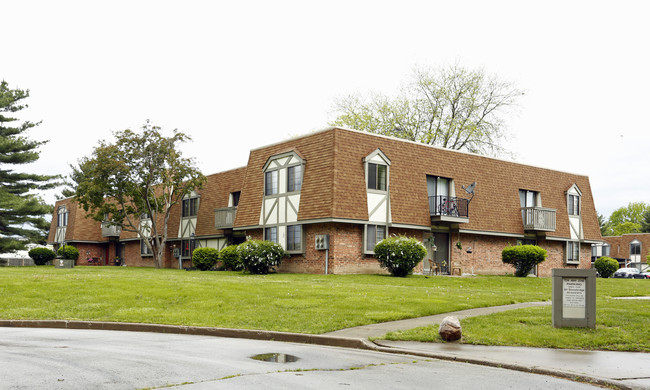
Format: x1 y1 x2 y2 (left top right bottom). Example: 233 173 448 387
382 278 650 352
0 267 548 334
1 267 648 351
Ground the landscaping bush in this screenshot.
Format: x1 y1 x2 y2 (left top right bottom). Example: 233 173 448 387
192 247 220 271
594 256 619 278
237 240 286 274
501 245 547 277
220 245 242 271
374 235 427 277
28 247 56 265
57 245 80 260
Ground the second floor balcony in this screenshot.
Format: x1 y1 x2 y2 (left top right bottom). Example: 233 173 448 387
429 196 469 223
521 207 556 232
101 222 122 237
215 207 237 229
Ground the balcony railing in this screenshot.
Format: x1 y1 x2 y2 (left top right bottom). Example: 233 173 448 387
215 207 236 229
521 207 556 232
101 222 122 237
429 196 469 219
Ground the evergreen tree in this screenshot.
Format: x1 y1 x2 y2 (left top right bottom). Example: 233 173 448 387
0 80 57 252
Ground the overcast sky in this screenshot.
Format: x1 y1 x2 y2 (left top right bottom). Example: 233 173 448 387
4 0 649 218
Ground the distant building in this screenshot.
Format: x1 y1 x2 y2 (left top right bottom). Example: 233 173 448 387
596 233 650 270
48 127 603 276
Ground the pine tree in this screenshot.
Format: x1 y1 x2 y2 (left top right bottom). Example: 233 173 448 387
0 80 58 252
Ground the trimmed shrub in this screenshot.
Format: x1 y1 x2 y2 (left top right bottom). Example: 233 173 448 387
594 256 619 278
237 240 286 275
57 245 80 260
374 235 427 277
28 247 56 265
220 245 242 271
501 245 547 277
192 247 220 271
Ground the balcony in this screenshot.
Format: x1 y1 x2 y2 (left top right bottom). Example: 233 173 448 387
101 222 122 237
429 196 469 223
215 207 236 229
521 207 556 232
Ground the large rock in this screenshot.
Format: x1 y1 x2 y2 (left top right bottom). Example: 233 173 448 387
438 316 462 341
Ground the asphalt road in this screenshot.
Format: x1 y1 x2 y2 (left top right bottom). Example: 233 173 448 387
0 327 601 389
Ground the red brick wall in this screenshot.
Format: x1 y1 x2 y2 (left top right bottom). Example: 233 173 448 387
70 243 109 266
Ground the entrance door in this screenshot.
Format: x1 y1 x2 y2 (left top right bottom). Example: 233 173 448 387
433 233 450 275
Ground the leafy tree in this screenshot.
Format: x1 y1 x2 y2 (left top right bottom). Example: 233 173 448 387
603 202 650 236
640 209 650 233
330 64 524 157
72 121 206 269
597 213 610 236
0 80 58 253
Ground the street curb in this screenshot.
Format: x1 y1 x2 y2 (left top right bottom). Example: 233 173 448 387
0 320 636 390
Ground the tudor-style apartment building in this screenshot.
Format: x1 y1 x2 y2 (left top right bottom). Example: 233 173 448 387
48 127 603 276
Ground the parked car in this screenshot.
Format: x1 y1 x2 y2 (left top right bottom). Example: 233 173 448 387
632 272 650 279
613 268 641 278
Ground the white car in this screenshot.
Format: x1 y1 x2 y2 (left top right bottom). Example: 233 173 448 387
613 268 641 278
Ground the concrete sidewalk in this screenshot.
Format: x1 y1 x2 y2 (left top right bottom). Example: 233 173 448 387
324 301 650 390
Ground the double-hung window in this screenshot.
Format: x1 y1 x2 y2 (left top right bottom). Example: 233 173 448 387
366 224 386 252
367 163 387 191
265 226 278 243
568 194 580 216
141 239 153 256
57 207 68 227
567 241 580 263
182 197 199 217
287 225 302 251
631 242 641 256
265 170 278 196
287 165 302 192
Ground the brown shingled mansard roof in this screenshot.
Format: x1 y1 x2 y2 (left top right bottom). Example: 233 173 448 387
234 127 602 242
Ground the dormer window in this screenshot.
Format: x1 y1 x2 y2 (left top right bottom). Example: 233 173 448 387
57 206 69 227
287 165 302 192
265 170 278 195
182 197 199 217
568 194 580 216
364 149 390 192
367 163 387 191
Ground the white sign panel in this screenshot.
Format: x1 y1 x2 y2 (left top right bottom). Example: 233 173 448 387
562 278 586 319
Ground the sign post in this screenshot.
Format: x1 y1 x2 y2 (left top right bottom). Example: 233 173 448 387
552 269 596 328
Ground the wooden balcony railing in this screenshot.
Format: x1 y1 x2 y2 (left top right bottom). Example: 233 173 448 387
101 222 122 237
521 207 556 232
215 207 236 229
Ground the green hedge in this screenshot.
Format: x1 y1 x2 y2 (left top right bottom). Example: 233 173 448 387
374 235 427 277
594 256 619 278
57 245 80 260
238 240 286 274
220 245 242 271
28 247 56 265
501 245 547 277
192 247 220 271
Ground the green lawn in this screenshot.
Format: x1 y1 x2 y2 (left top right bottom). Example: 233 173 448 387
382 278 650 352
1 267 648 351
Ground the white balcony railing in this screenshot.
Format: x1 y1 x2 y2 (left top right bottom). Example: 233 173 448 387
101 222 122 237
521 207 556 232
215 207 236 229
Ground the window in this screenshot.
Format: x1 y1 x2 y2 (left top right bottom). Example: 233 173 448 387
287 165 302 192
181 239 196 257
519 190 538 208
265 226 277 243
182 197 199 217
603 244 610 257
141 213 151 220
287 225 302 251
367 163 387 191
57 207 69 227
265 170 278 195
231 191 241 207
631 242 641 255
567 241 580 263
366 224 386 252
141 239 153 256
568 194 580 216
